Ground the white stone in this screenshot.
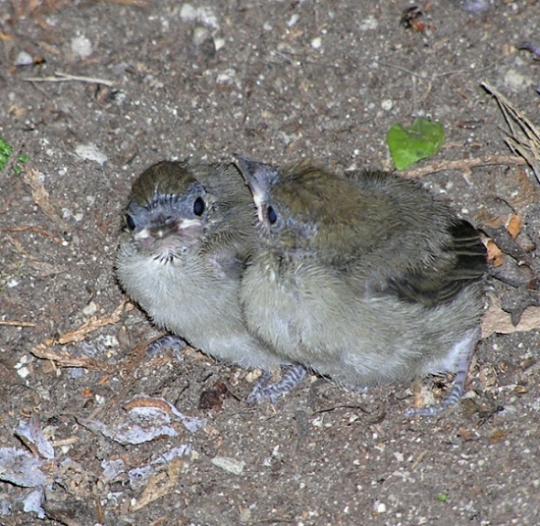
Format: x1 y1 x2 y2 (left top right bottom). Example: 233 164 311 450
504 68 534 93
213 37 225 51
180 4 219 29
71 35 93 58
211 456 245 475
358 15 379 31
75 144 107 165
381 99 393 111
83 301 97 316
287 14 300 27
15 51 33 66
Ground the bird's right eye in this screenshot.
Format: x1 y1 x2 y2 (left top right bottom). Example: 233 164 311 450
267 206 278 225
193 196 205 216
126 214 136 230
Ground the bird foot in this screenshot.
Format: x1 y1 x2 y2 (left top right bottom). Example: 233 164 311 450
248 365 307 404
147 334 187 359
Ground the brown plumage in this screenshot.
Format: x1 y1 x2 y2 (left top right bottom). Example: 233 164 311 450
236 157 486 414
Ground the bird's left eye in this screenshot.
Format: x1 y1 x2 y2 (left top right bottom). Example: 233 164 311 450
126 214 136 230
193 196 205 216
267 206 278 225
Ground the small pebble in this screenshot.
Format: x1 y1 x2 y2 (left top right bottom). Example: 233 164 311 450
311 37 322 50
374 501 387 514
503 69 534 93
75 143 108 165
83 301 97 316
192 26 209 46
180 4 219 29
71 35 93 58
15 51 33 66
358 15 379 31
213 37 225 51
381 99 393 111
460 0 490 14
216 69 236 84
287 14 300 28
211 456 245 475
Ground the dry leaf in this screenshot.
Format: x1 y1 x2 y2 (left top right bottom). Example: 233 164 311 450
482 294 540 338
58 301 132 344
486 239 504 266
506 214 522 239
490 429 505 442
22 167 70 232
131 457 183 511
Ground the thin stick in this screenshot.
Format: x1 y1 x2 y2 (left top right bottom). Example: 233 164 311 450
4 225 63 244
481 81 540 182
375 60 497 80
402 154 526 179
0 320 37 327
23 71 114 87
101 0 150 6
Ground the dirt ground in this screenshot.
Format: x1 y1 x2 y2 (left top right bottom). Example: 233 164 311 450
2 1 540 525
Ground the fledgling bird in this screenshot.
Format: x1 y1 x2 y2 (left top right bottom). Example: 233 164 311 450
236 157 487 415
115 159 283 373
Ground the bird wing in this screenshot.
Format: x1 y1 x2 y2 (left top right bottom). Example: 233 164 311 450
386 219 487 307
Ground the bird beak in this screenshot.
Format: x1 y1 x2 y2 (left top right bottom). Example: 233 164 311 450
235 156 277 225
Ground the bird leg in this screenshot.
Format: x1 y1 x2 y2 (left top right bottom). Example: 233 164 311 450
406 326 481 417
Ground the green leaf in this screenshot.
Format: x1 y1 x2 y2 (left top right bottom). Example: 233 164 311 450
387 118 445 170
0 135 29 173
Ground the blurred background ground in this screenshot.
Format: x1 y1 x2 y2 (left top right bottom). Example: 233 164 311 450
2 1 540 525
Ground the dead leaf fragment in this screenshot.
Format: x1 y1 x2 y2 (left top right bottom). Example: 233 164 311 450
486 239 504 266
131 457 183 511
30 343 108 372
482 294 540 338
199 381 231 410
505 214 522 239
490 429 506 442
58 301 132 344
22 168 70 232
456 427 475 441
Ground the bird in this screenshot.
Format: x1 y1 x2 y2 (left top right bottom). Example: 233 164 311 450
235 157 487 415
115 159 285 376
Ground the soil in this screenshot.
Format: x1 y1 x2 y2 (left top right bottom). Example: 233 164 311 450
2 1 540 525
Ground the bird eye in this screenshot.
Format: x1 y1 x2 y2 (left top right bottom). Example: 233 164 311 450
193 196 205 216
267 206 278 225
126 214 136 230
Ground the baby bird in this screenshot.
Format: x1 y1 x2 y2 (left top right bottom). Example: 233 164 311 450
115 159 283 372
236 157 487 415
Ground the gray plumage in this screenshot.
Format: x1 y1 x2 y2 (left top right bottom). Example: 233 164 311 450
115 159 281 370
236 158 486 412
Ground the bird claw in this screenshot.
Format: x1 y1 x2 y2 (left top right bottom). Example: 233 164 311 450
247 365 307 404
147 334 187 359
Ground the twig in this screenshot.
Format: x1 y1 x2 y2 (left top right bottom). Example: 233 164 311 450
29 301 134 368
23 71 114 87
4 225 63 244
100 0 150 6
481 81 540 183
402 154 526 179
411 450 428 470
0 320 37 327
375 60 497 80
57 300 133 344
30 343 113 371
